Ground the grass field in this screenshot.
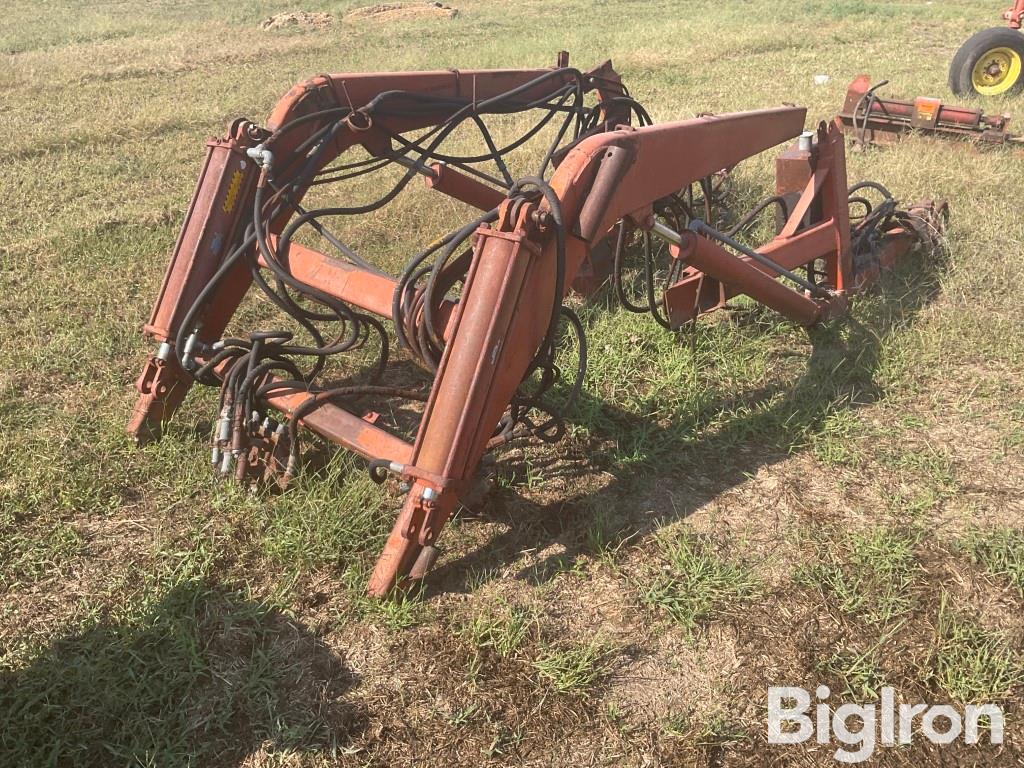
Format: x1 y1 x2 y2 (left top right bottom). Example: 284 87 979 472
2 0 1024 765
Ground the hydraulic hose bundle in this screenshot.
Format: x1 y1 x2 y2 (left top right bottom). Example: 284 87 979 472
169 67 654 485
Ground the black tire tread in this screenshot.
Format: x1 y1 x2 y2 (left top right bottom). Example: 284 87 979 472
949 27 1024 96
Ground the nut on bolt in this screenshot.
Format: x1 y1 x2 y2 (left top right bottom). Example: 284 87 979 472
531 209 552 229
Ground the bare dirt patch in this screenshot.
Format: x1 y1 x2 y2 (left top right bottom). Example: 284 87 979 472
344 2 458 23
259 11 335 31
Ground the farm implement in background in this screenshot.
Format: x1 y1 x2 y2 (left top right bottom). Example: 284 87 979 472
950 1 1024 97
127 54 947 597
837 75 1021 147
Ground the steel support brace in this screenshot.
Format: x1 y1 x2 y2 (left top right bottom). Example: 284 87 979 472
663 121 852 327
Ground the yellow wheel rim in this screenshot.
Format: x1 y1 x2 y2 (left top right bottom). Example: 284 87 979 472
971 46 1023 95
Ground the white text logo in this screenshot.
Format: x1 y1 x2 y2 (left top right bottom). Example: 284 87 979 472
767 686 1004 763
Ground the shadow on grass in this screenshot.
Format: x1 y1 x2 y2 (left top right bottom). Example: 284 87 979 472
0 580 365 766
427 245 947 593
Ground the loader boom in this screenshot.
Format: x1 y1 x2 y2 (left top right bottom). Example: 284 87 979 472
127 55 946 596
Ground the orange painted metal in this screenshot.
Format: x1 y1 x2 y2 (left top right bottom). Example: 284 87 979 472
369 205 548 595
127 64 616 444
663 121 851 327
144 125 259 341
262 237 398 317
129 120 262 443
672 231 825 327
367 111 817 595
424 162 507 211
1006 0 1024 28
837 74 1015 145
265 380 414 465
548 107 807 251
127 60 938 599
261 237 459 335
261 62 628 228
663 222 838 326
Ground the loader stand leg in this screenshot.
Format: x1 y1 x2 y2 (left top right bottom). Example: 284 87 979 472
368 202 553 596
127 355 193 445
127 122 261 444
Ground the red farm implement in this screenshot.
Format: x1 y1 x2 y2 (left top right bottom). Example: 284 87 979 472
837 74 1018 146
127 55 946 597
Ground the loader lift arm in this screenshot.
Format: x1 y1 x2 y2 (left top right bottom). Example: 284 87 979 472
128 56 946 597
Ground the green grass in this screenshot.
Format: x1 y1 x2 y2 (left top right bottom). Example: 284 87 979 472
963 528 1024 596
809 409 867 467
260 454 390 570
581 500 632 562
339 562 426 630
818 620 906 699
798 525 921 626
0 581 353 765
821 646 887 700
639 530 758 633
460 600 536 659
2 0 1023 763
932 595 1023 703
663 710 747 746
533 637 615 695
0 521 84 590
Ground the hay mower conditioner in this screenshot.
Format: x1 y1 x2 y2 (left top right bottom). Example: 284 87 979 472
950 1 1024 96
127 57 946 597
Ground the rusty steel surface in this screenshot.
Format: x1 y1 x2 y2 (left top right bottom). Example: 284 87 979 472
1006 0 1024 28
674 230 826 326
837 74 1018 145
663 121 856 327
550 107 808 248
126 56 946 597
264 379 415 465
424 162 507 211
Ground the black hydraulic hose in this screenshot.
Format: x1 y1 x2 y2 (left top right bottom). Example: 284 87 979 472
179 64 658 484
514 306 588 439
383 89 577 171
687 219 830 298
174 228 258 377
848 180 893 200
725 195 790 238
392 206 499 355
612 221 650 314
642 230 673 330
421 218 491 357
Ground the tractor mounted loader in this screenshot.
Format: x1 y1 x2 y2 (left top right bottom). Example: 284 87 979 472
127 54 947 597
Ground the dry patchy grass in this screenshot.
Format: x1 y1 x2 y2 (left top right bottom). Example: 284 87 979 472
1 0 1023 766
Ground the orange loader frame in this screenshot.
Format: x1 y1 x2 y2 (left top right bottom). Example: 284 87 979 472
128 57 943 596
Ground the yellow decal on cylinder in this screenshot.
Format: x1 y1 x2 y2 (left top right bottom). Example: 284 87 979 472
222 170 243 214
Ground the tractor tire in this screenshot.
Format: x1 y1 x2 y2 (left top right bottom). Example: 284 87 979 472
949 27 1024 97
